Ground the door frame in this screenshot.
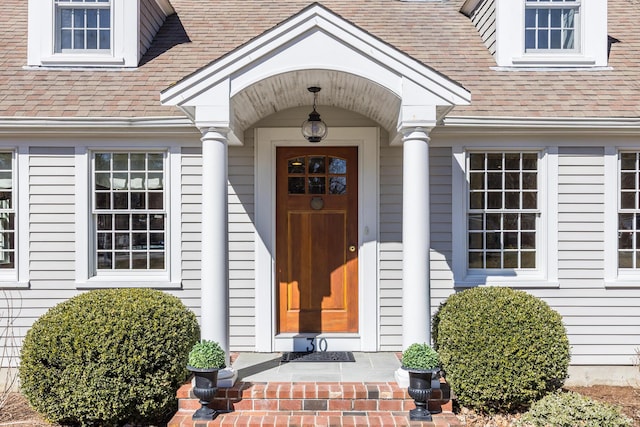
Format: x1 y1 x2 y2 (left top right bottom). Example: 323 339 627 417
255 127 379 352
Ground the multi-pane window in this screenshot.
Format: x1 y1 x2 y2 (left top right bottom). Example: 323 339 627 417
0 153 14 270
93 152 165 271
287 156 347 195
617 152 640 269
55 0 111 52
468 152 538 269
525 0 579 51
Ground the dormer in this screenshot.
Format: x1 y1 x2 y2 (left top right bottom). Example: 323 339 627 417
461 0 608 68
27 0 174 68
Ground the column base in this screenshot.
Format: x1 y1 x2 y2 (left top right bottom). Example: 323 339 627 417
217 367 237 388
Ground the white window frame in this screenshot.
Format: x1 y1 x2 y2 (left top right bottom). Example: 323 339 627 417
75 144 182 288
54 0 112 54
452 145 558 287
0 147 28 288
604 146 640 288
494 0 607 67
27 0 139 67
524 0 580 54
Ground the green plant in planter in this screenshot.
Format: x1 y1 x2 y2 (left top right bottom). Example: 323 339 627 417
402 343 439 371
187 340 226 421
188 340 226 370
401 343 440 422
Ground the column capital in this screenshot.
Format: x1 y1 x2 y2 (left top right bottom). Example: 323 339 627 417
199 126 230 140
399 126 433 144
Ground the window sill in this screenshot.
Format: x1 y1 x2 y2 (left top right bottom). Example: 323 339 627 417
509 55 597 68
77 279 182 289
36 55 127 68
604 279 640 289
0 281 29 289
456 273 559 289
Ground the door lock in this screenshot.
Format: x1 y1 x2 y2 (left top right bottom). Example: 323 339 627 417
349 245 356 252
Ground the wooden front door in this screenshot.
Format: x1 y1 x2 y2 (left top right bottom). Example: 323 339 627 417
276 146 358 333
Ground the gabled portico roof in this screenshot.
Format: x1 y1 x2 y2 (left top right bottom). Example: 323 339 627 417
160 2 471 144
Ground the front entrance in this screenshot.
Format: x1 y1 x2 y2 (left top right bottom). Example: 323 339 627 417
276 146 359 333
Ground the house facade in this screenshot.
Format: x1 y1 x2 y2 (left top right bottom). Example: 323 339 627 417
1 0 639 385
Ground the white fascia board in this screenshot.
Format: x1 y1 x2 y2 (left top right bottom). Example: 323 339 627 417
0 117 197 135
160 4 470 108
443 116 640 131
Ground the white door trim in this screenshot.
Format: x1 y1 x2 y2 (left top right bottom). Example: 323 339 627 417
254 127 379 352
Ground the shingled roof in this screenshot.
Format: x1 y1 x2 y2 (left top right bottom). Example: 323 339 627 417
1 0 638 120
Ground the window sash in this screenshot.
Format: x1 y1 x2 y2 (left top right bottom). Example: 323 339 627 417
618 152 640 269
0 152 15 270
467 152 539 270
55 0 111 52
525 0 580 52
91 152 167 273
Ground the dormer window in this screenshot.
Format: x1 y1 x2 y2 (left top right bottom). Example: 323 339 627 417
55 0 111 53
463 0 608 68
525 0 579 52
28 0 173 68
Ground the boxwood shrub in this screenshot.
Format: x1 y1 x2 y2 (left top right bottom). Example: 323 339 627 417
433 286 570 412
20 288 200 426
516 390 632 427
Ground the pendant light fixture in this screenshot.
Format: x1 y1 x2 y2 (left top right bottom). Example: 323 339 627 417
301 86 327 143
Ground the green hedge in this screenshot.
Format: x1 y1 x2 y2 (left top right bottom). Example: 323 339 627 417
433 286 570 412
20 288 200 426
516 391 632 427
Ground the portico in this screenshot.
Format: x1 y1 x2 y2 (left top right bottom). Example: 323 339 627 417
160 3 470 374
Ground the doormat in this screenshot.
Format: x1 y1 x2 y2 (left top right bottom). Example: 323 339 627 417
281 351 355 362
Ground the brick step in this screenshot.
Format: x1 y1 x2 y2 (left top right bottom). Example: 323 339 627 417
169 410 462 426
169 381 461 426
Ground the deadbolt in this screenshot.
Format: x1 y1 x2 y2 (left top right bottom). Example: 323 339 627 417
349 245 356 252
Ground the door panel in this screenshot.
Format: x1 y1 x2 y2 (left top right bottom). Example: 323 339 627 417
276 146 358 333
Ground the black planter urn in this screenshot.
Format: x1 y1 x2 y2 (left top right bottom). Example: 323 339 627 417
188 366 220 421
402 367 439 421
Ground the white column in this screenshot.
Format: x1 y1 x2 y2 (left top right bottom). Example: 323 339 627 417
200 128 236 386
401 127 432 349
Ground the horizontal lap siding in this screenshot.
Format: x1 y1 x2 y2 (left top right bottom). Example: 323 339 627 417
140 0 166 59
379 145 402 350
470 0 496 56
7 147 80 360
228 144 255 351
378 146 454 350
178 147 203 314
551 147 637 365
429 147 455 306
180 145 257 351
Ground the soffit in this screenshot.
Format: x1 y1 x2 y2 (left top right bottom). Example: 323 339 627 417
231 70 401 134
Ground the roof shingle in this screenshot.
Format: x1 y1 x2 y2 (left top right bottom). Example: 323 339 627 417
1 0 638 119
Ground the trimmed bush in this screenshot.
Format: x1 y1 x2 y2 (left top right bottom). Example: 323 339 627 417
20 288 200 426
401 343 439 370
188 340 226 369
516 390 633 427
433 286 570 412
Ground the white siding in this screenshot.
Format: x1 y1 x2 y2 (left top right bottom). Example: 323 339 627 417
140 0 166 59
9 147 80 360
550 147 637 365
379 144 403 350
178 147 203 313
470 0 497 56
429 147 455 304
227 142 256 351
3 127 638 368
